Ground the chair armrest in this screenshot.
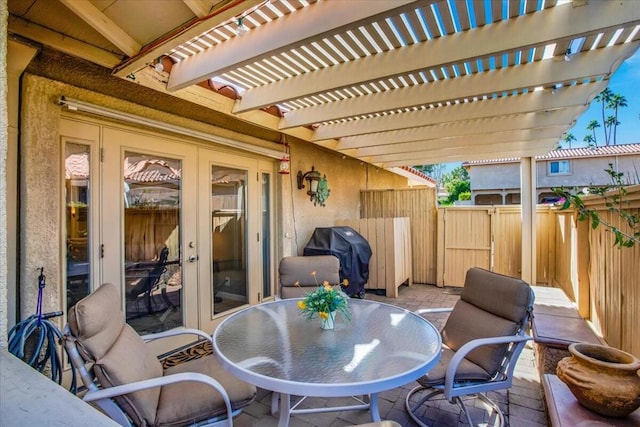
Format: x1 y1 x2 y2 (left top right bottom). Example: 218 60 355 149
415 307 453 315
142 328 213 344
83 372 233 427
444 334 532 394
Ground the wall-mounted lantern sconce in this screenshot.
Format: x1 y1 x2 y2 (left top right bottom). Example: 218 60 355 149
297 166 322 201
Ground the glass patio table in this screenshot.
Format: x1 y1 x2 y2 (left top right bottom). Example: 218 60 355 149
213 298 441 426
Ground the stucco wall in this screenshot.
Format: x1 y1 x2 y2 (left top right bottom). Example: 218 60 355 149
536 155 640 188
470 155 640 192
18 72 414 319
1 0 8 346
469 163 521 191
285 141 411 255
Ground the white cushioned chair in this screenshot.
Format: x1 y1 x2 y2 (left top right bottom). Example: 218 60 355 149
405 267 534 427
63 282 256 426
278 255 340 299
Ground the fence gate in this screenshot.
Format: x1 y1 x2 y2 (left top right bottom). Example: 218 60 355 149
437 207 493 287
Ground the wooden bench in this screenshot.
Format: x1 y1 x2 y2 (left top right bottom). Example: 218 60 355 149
530 286 606 377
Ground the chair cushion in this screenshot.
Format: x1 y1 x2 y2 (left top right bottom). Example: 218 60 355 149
156 354 256 426
461 267 532 323
417 345 491 387
441 268 533 376
96 325 164 425
279 255 340 298
70 283 162 426
68 282 125 361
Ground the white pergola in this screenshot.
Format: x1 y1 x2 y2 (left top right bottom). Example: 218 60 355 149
6 0 640 284
8 0 639 165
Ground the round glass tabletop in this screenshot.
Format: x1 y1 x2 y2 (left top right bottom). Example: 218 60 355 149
213 298 441 397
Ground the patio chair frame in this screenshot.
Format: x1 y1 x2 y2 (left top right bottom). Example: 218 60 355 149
405 269 534 427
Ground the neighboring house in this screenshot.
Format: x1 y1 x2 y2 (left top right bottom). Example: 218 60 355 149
464 144 640 205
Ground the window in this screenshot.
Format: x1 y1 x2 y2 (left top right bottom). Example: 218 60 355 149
65 143 91 309
549 160 570 175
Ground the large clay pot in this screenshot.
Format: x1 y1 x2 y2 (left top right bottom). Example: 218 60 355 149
556 343 640 417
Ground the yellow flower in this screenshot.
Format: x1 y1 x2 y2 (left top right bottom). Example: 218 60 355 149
297 271 352 323
342 278 349 287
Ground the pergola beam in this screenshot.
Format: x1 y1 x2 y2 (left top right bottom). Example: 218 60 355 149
311 81 606 141
378 141 558 168
343 126 567 158
7 16 124 68
166 0 419 91
234 0 640 113
331 107 584 150
114 0 264 77
59 0 141 56
281 44 637 129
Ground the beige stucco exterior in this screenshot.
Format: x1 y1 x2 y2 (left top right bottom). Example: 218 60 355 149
13 54 413 330
468 152 640 205
1 0 8 347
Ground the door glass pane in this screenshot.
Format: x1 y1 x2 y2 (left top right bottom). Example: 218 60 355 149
123 152 183 334
261 173 272 299
211 166 247 316
65 143 91 309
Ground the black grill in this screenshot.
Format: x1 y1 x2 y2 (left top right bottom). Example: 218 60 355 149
303 226 372 298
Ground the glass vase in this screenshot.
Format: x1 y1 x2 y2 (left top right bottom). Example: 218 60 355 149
321 311 336 330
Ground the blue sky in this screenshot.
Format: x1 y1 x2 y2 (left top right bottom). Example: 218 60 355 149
570 51 640 147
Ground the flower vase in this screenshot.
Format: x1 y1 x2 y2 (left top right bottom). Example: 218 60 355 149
321 311 336 330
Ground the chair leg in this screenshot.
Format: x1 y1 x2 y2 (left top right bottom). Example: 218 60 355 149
271 391 280 414
407 386 506 427
476 393 505 426
454 393 505 427
405 385 444 427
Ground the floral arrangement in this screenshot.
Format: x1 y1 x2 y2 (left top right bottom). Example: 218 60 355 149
296 272 352 322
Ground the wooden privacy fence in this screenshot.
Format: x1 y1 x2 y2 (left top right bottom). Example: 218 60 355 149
436 205 556 287
581 186 640 357
360 188 438 285
336 218 411 298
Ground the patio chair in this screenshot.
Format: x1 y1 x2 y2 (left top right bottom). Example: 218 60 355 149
405 267 534 427
63 282 256 426
278 255 340 299
126 247 172 315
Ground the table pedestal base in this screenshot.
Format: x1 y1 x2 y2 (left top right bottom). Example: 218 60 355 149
271 392 380 427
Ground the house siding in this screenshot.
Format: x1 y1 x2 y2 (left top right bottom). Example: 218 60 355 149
469 151 640 205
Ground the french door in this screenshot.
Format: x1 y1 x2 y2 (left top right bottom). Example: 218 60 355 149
197 149 274 332
101 127 199 334
98 126 274 335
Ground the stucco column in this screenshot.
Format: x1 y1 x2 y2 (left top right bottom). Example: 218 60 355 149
2 36 39 345
0 0 8 347
520 157 537 285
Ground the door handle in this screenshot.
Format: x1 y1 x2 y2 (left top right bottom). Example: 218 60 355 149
188 255 199 263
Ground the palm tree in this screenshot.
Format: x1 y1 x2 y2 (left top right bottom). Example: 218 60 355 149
594 88 613 145
583 135 596 148
586 120 600 147
604 115 619 145
608 94 627 144
561 133 576 149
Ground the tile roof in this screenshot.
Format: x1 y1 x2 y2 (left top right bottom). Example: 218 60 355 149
463 143 640 166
